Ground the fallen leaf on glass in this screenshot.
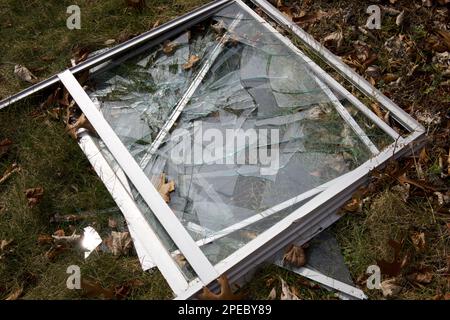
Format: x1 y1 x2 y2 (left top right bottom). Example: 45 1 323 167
198 274 244 300
280 277 300 300
282 244 306 268
183 55 200 70
162 40 178 55
24 187 44 208
157 173 175 203
14 65 37 83
212 20 225 34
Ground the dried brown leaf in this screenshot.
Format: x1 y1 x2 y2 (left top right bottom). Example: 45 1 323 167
282 244 306 268
436 30 450 51
380 278 402 297
5 286 23 300
37 234 53 245
157 173 175 203
407 270 433 284
198 274 244 300
45 244 66 261
14 65 37 83
0 239 13 251
24 187 44 208
106 231 132 256
81 278 115 299
376 239 408 277
67 113 96 139
410 232 426 252
183 55 200 70
162 40 178 55
0 138 13 158
108 217 118 229
280 277 300 300
125 0 146 11
267 287 277 300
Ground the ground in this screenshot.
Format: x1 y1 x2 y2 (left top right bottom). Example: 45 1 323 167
0 0 448 300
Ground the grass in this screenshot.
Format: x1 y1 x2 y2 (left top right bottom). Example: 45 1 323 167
1 0 449 300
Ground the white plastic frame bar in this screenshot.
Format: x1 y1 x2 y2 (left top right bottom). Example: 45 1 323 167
77 132 189 295
274 262 368 300
58 70 219 284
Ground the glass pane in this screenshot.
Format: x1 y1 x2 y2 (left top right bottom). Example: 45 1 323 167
86 2 384 268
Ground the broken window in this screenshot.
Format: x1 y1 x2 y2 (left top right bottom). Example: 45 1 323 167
0 0 425 299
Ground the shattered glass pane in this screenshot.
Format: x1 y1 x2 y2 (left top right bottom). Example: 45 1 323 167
87 3 382 267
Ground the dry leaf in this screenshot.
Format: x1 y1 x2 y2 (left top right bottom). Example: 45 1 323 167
212 20 226 34
37 234 53 245
407 269 433 284
14 65 37 83
198 274 244 300
293 10 331 26
395 11 405 26
376 239 408 277
410 232 426 252
24 187 44 208
0 138 12 158
280 277 300 300
53 229 65 237
267 287 277 300
104 39 116 46
157 173 175 203
381 278 402 297
125 0 146 11
106 231 132 256
0 239 13 251
391 183 410 202
0 163 20 184
343 197 363 213
50 214 84 223
323 30 343 50
45 244 66 260
282 244 306 268
436 30 450 51
81 278 115 299
67 113 96 139
5 286 23 300
183 55 200 70
162 40 178 55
